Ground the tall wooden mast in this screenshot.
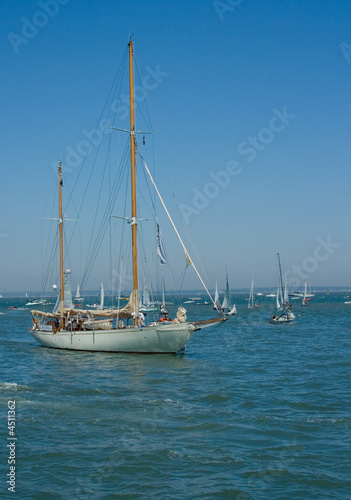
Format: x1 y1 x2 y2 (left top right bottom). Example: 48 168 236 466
58 161 64 310
129 39 139 325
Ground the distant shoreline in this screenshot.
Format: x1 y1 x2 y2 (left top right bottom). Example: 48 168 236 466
1 287 350 298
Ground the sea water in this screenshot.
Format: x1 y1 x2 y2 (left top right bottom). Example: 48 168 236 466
0 293 350 499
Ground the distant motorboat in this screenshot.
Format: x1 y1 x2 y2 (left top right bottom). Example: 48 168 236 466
25 299 46 306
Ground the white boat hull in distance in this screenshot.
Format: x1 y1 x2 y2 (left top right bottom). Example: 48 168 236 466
269 313 295 324
28 322 199 354
227 305 237 316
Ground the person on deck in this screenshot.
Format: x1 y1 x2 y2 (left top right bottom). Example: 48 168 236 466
139 310 145 326
159 312 172 322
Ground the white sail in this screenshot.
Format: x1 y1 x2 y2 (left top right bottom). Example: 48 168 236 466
214 280 219 305
301 277 308 306
248 277 254 309
283 279 289 305
222 268 236 315
98 280 104 310
53 270 72 313
270 253 294 324
276 286 281 310
143 279 150 307
248 275 260 309
161 277 165 309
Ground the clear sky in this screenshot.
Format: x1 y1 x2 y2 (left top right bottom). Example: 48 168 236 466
0 0 350 294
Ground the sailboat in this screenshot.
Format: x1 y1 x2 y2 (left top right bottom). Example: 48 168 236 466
276 285 283 311
269 253 295 324
248 275 260 309
159 278 171 314
222 268 237 316
74 284 84 306
85 280 104 309
28 40 225 353
301 277 310 307
25 298 47 306
213 279 222 310
139 278 158 312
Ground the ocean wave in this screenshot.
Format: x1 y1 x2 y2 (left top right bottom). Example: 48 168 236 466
0 382 33 392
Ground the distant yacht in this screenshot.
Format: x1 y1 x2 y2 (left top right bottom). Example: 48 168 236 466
222 267 237 316
269 254 295 324
248 275 261 309
25 298 46 306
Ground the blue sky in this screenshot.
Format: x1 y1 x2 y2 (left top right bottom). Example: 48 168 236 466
0 0 350 294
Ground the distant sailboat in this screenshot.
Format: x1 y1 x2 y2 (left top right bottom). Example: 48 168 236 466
222 268 236 316
139 278 158 312
214 279 222 310
98 280 104 310
74 284 84 306
248 275 260 309
269 254 295 324
159 278 171 314
301 277 310 307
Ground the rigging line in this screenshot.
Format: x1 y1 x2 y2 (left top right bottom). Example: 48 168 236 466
41 230 59 294
137 231 155 305
136 151 179 303
138 149 217 309
80 143 130 290
64 46 128 210
84 127 115 268
86 145 129 274
109 215 113 309
134 54 153 133
138 152 157 214
64 50 128 256
83 140 129 272
116 257 124 312
61 173 80 221
177 265 189 301
113 170 130 299
172 192 211 285
41 179 59 293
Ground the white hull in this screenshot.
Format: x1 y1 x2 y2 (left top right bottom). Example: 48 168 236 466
227 305 237 316
269 316 294 324
269 312 295 324
28 322 197 354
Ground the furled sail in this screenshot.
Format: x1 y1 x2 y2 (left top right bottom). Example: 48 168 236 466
156 223 167 264
32 290 138 320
